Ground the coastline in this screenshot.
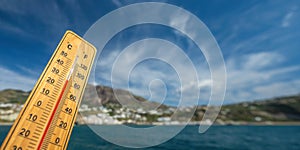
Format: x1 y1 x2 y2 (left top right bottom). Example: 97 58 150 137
0 122 13 125
2 121 300 126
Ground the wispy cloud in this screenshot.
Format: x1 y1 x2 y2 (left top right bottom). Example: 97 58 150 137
225 52 300 103
92 1 300 106
0 66 36 91
0 1 71 46
281 6 297 28
281 12 294 27
253 80 300 98
1 1 299 106
242 52 284 70
112 0 123 7
207 2 300 103
16 65 39 78
95 37 204 106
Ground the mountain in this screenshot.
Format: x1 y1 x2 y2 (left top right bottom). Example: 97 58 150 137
0 89 29 104
0 86 300 124
82 85 168 110
218 95 300 122
192 95 300 124
0 85 167 110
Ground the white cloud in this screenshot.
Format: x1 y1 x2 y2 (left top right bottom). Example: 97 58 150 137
253 80 300 99
170 12 190 34
243 52 284 70
178 79 211 93
225 52 300 103
88 2 300 106
281 11 294 27
94 38 206 106
0 66 36 91
112 0 123 7
212 3 298 56
17 65 39 77
209 3 300 103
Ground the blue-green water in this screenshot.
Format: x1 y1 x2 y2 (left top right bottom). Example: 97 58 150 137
1 125 299 150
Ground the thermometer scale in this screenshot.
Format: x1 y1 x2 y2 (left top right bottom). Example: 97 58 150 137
0 31 96 150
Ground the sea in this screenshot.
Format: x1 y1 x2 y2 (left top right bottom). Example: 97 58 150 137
0 125 299 150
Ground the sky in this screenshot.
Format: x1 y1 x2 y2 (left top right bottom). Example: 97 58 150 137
0 0 299 106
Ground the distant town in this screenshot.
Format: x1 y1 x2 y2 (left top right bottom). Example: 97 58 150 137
1 87 300 125
78 103 195 125
0 102 205 125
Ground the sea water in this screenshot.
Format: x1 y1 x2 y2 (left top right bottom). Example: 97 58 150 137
0 125 299 150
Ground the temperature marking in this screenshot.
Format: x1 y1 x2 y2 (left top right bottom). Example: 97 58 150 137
0 30 96 150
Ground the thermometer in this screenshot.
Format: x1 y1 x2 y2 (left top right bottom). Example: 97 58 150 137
0 30 96 150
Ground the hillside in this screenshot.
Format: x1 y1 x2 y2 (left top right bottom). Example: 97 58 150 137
0 85 161 108
0 89 29 104
82 85 168 110
219 95 300 122
0 87 300 124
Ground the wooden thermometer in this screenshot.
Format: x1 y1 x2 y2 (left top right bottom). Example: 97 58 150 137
0 30 96 150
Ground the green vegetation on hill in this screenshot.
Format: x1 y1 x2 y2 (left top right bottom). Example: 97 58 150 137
0 89 29 104
0 87 300 124
220 95 300 122
191 95 300 123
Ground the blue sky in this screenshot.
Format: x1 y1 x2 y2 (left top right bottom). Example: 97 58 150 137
0 0 299 106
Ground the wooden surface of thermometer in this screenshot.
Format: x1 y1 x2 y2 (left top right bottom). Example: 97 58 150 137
0 30 96 150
